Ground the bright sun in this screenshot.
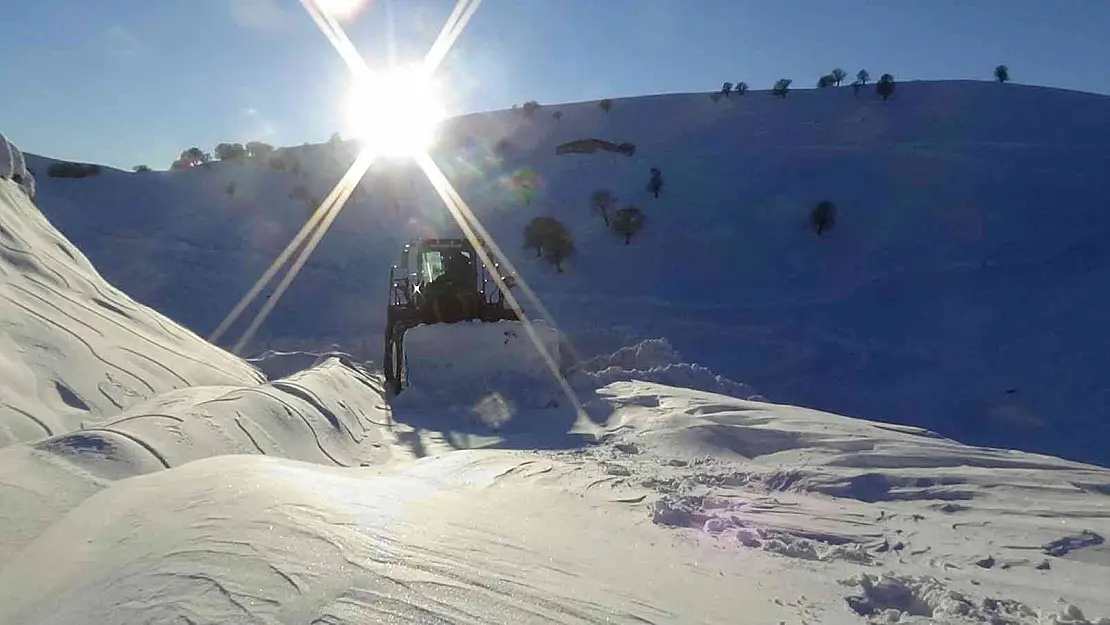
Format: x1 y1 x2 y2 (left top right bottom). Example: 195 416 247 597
344 65 446 158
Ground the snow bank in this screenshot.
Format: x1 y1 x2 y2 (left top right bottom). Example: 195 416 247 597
0 171 421 562
0 355 413 562
0 179 264 447
394 319 564 413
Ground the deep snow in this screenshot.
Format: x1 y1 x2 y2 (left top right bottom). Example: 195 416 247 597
4 80 1110 623
27 80 1110 465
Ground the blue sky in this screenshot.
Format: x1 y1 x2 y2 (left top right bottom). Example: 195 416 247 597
2 0 1108 169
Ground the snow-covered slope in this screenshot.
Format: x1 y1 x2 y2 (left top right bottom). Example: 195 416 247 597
2 164 1110 622
28 80 1110 466
0 178 263 445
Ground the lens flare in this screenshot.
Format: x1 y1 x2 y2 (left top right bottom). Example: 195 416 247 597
344 65 446 158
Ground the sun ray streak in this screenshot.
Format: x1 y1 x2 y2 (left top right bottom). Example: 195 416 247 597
416 153 597 433
214 0 499 363
300 0 371 79
422 0 470 71
231 152 377 354
209 153 376 345
423 0 484 73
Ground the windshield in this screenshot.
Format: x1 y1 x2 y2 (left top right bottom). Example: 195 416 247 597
418 250 446 284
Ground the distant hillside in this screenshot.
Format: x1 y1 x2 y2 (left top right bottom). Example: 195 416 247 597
27 79 1110 465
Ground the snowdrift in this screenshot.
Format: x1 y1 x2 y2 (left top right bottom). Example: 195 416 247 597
4 381 1110 624
0 179 263 447
1 174 430 564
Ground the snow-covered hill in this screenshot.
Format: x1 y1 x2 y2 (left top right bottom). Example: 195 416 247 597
3 126 1110 623
28 80 1110 466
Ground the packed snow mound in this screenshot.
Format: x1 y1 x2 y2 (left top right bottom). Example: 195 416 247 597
0 134 35 198
3 381 1109 624
28 80 1110 465
394 319 564 412
0 356 415 563
0 180 264 447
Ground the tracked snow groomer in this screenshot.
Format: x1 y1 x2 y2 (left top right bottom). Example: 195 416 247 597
383 238 523 395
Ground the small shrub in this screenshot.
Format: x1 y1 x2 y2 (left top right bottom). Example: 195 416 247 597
591 189 618 226
612 206 645 244
215 142 248 161
876 74 895 100
647 167 664 199
523 219 546 257
811 200 837 235
598 99 613 113
171 147 208 170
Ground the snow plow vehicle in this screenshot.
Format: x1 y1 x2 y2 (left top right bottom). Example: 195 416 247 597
383 238 525 395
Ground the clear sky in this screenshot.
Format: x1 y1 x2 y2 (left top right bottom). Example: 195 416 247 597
3 0 1108 170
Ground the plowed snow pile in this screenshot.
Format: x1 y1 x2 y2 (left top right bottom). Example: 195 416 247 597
397 319 564 411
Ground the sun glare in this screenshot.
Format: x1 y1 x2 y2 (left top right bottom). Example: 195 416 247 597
315 0 369 21
344 65 446 158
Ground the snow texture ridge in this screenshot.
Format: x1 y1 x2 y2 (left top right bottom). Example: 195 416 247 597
0 179 264 448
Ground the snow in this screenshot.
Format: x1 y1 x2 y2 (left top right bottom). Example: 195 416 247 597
4 80 1110 623
397 318 564 411
0 133 36 198
27 80 1110 465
